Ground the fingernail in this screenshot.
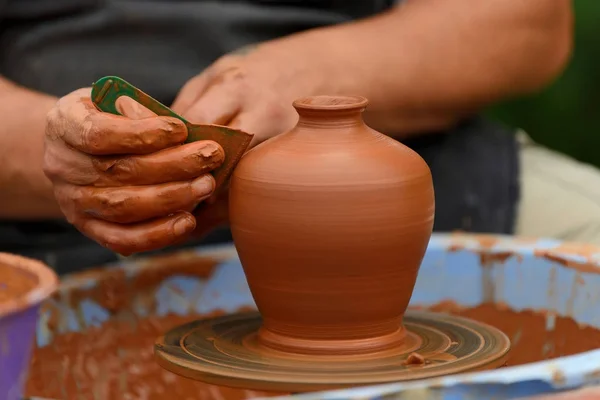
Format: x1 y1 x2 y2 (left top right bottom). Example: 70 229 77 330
173 216 195 237
192 175 215 198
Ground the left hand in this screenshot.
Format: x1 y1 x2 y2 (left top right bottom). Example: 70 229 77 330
171 41 328 147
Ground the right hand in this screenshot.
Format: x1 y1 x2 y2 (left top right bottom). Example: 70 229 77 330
43 88 225 256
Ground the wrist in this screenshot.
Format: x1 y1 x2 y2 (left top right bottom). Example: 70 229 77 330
0 80 61 218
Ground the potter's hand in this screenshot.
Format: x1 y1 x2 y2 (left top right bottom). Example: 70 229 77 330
171 43 325 147
43 88 225 255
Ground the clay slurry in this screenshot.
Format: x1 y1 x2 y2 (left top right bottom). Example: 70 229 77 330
27 305 600 398
0 264 37 303
0 253 57 311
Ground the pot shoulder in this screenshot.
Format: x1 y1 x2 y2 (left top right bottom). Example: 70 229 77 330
232 128 432 187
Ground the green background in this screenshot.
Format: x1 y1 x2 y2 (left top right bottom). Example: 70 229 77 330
487 1 600 167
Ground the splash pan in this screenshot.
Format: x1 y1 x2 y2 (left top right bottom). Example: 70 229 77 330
24 234 600 399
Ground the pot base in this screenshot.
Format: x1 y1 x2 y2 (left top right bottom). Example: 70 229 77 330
257 325 407 356
154 310 510 392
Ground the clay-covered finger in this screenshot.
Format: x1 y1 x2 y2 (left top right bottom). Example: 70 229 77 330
59 175 216 224
50 90 188 155
45 139 224 187
92 140 225 186
80 212 197 256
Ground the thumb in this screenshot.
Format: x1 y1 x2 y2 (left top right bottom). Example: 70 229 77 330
115 96 157 120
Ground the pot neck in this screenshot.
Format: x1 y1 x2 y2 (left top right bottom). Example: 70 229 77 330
293 95 368 129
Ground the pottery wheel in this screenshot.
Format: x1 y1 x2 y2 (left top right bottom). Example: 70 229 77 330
155 311 510 392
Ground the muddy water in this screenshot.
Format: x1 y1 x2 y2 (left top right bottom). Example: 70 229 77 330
24 303 600 400
0 263 37 303
26 311 285 400
430 303 600 367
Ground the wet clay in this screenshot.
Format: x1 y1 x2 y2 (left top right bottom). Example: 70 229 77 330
26 311 285 400
426 302 600 367
0 253 57 315
403 352 426 366
229 96 435 355
26 303 600 399
0 264 37 304
534 243 600 274
54 250 222 315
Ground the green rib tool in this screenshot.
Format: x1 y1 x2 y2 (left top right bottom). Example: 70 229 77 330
90 76 253 191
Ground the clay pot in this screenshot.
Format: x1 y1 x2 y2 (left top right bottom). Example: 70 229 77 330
229 96 434 355
0 253 58 400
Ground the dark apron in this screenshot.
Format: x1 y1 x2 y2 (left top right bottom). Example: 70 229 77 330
0 0 519 274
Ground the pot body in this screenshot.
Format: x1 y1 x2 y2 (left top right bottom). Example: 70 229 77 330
229 96 434 355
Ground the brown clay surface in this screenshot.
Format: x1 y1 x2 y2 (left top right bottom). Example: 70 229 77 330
229 96 435 355
55 251 220 316
447 233 600 275
428 302 600 366
26 311 286 400
0 263 37 303
534 242 600 274
25 303 600 399
0 253 57 316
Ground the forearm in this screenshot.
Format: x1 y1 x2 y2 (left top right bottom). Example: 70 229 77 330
269 0 573 136
0 76 62 218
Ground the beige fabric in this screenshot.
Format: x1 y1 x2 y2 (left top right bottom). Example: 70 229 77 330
515 131 600 245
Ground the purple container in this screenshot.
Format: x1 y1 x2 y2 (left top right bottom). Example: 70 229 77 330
0 253 57 400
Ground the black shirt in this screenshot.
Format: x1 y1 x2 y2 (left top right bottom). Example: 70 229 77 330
0 0 519 274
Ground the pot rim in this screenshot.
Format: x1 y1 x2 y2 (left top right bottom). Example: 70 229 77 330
0 252 58 318
293 95 369 111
